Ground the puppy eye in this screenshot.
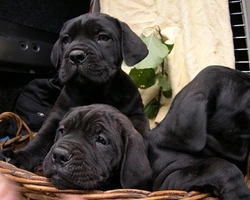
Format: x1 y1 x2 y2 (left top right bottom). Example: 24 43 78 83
55 127 65 142
97 34 110 42
62 35 70 44
96 136 109 145
57 127 64 134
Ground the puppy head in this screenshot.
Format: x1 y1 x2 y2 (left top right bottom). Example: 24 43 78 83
43 104 151 190
51 13 148 85
155 66 250 166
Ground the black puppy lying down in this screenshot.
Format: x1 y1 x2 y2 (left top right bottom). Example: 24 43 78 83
43 104 151 190
148 65 250 200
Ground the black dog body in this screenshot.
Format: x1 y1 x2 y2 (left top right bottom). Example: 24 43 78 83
149 144 250 200
43 104 151 190
1 13 149 171
149 65 250 199
151 65 250 167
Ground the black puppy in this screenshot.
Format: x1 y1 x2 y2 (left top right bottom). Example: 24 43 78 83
43 104 151 190
148 65 250 199
1 13 149 171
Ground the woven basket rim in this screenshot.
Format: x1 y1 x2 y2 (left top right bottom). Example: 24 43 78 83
0 160 215 200
0 112 248 200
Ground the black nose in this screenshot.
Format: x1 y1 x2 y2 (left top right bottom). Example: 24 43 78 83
69 50 86 65
52 147 72 165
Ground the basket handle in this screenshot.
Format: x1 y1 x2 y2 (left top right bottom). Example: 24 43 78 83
0 112 34 141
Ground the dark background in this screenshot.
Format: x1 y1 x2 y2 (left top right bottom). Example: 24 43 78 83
0 0 91 34
0 0 91 112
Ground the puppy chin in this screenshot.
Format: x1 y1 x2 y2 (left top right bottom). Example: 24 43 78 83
50 174 82 190
59 57 119 85
43 164 83 190
62 70 115 86
49 172 107 190
43 157 109 190
59 65 78 85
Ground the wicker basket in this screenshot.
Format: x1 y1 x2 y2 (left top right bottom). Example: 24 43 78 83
0 112 249 200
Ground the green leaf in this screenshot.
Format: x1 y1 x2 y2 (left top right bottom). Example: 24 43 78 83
157 73 172 98
166 43 174 54
162 89 172 98
144 98 161 119
129 68 155 89
133 32 171 69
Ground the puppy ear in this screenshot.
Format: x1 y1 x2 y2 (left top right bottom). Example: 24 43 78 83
120 125 152 190
50 39 61 70
152 92 207 153
120 22 148 66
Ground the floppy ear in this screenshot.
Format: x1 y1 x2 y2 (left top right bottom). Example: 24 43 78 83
120 125 152 190
120 22 148 66
152 92 207 153
50 39 61 70
173 93 207 152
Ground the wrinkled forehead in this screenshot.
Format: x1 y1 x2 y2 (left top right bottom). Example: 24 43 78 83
61 13 121 36
61 107 118 128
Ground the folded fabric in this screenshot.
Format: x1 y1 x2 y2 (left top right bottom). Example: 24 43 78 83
100 0 235 128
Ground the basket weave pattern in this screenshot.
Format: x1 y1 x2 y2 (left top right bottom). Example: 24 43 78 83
0 112 248 200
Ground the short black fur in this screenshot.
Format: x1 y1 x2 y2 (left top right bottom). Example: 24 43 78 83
148 65 250 200
0 13 149 172
43 104 151 190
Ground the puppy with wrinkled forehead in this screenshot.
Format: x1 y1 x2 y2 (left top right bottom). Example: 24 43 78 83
0 13 150 171
43 104 152 190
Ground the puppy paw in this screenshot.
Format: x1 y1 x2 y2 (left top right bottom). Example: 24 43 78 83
0 149 37 171
0 149 15 163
